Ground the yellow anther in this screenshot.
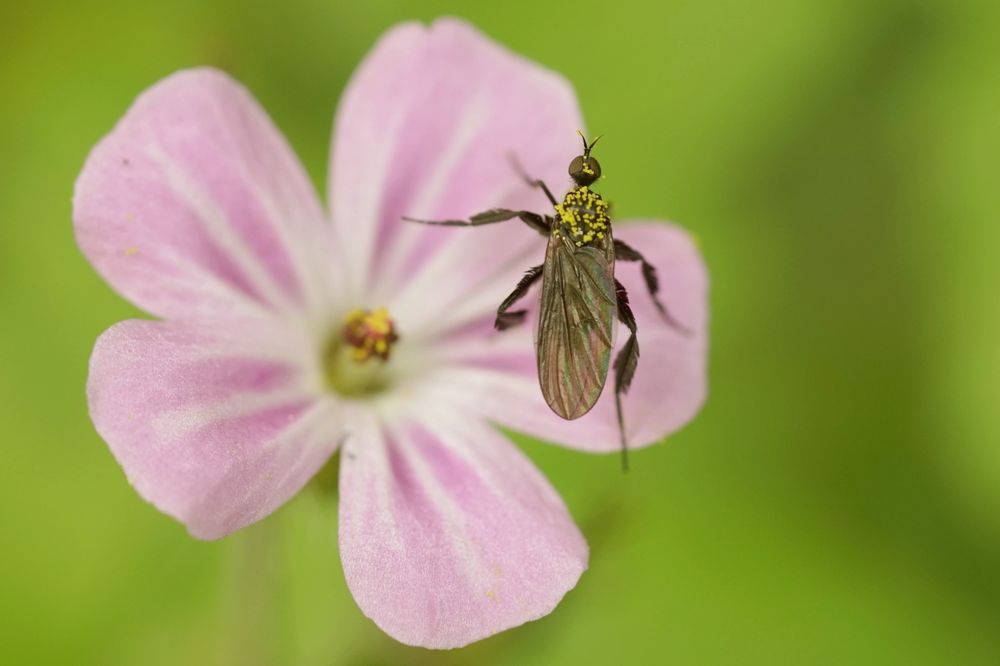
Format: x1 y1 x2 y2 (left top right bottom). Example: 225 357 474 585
343 307 399 362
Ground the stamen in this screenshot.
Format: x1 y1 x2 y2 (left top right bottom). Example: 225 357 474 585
324 307 400 397
342 307 399 362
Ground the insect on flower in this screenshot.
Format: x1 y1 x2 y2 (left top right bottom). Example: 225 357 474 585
73 17 707 648
406 132 688 469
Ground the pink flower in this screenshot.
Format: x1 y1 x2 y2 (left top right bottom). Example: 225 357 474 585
73 19 708 648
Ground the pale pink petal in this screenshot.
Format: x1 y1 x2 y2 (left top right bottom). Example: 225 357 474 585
74 68 337 323
432 222 709 452
88 319 340 539
328 18 584 334
338 411 587 648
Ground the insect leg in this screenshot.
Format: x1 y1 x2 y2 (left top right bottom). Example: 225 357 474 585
613 278 640 472
404 209 550 237
614 238 691 335
495 264 544 330
508 153 559 207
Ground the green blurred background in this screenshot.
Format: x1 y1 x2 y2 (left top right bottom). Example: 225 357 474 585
3 0 1000 663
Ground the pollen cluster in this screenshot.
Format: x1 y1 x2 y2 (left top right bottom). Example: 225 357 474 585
553 186 610 247
343 307 399 362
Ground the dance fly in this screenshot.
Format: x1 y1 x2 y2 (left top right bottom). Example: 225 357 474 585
405 133 686 469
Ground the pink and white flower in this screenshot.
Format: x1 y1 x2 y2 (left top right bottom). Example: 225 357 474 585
74 19 708 648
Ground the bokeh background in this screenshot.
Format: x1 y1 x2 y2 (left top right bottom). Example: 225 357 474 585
3 0 1000 664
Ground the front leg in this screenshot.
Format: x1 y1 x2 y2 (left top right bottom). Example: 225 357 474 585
404 208 551 237
614 238 691 334
613 278 639 472
508 153 560 207
495 264 544 330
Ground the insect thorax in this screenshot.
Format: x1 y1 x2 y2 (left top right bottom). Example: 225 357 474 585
553 185 610 247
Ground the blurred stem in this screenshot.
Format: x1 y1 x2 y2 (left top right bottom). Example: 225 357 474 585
310 451 341 497
220 514 285 666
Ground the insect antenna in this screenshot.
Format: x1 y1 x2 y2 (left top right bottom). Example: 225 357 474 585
575 130 605 157
587 134 604 154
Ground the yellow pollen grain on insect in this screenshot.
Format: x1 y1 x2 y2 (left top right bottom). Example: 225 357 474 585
556 185 611 248
486 590 496 599
123 246 139 256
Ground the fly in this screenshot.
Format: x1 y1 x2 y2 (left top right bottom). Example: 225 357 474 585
404 133 687 469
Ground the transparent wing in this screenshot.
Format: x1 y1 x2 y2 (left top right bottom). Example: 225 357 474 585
537 234 617 420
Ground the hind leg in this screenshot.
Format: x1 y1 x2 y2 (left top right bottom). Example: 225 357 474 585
614 238 691 334
612 278 640 472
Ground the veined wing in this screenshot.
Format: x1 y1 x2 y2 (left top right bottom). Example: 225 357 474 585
537 233 617 420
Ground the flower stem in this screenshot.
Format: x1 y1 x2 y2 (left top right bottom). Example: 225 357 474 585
220 515 285 666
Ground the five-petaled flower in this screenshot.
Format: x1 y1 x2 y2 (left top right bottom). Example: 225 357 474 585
74 19 708 649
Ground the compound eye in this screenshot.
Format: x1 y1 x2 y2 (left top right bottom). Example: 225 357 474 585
587 157 602 179
569 156 601 184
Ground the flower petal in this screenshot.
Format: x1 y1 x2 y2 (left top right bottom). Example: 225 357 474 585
338 411 587 648
433 221 709 452
88 319 340 539
74 68 337 324
328 18 584 333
